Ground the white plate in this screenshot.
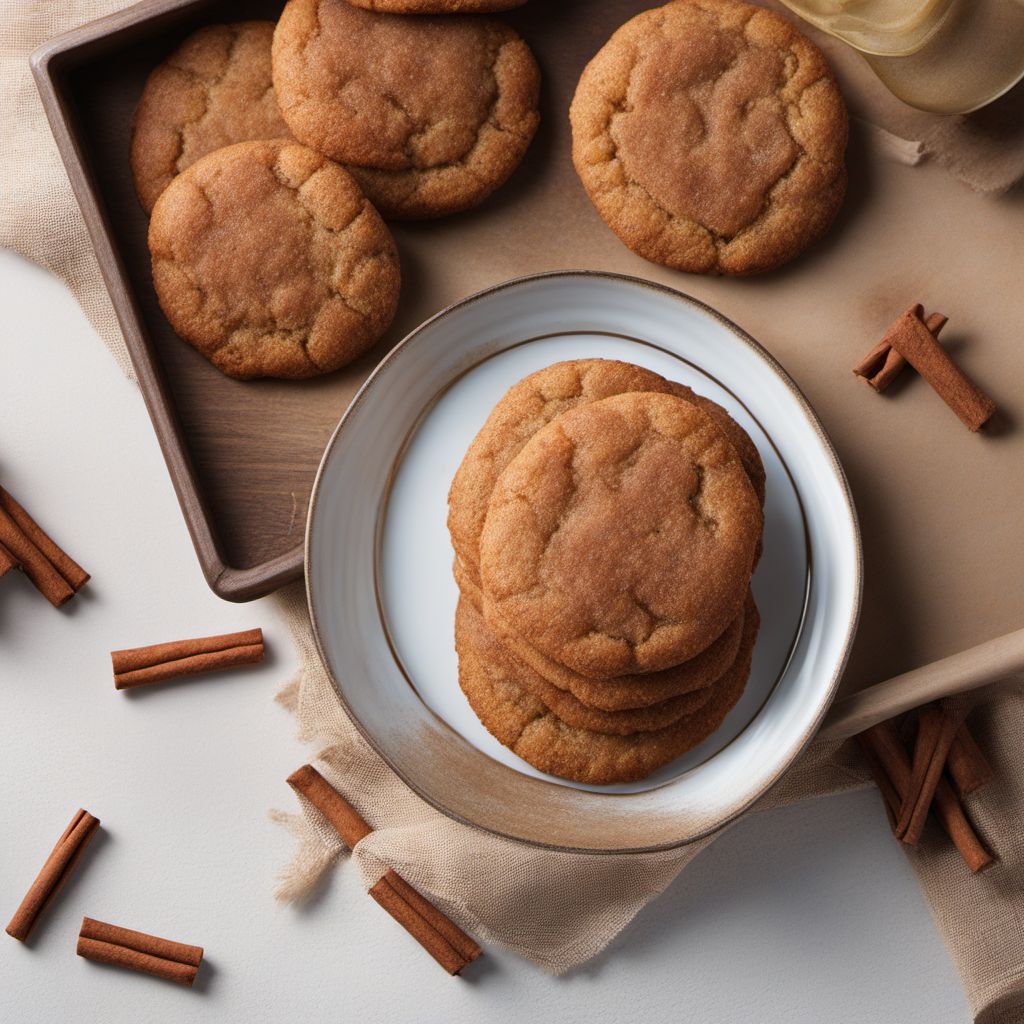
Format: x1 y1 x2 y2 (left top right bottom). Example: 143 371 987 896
306 272 861 852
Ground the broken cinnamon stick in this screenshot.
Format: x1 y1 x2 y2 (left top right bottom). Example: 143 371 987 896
6 809 100 941
77 917 203 987
895 705 960 845
946 723 994 798
853 310 947 392
287 765 481 974
887 304 996 430
859 721 993 872
111 628 264 689
0 485 93 607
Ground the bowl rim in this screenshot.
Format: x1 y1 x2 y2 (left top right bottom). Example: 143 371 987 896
304 270 863 853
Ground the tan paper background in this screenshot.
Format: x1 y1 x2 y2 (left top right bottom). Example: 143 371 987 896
3 0 1024 1019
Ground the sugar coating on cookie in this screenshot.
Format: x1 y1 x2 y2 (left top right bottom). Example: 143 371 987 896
456 592 759 784
131 21 292 213
271 0 540 218
569 0 848 275
456 556 744 711
448 358 764 591
480 392 762 677
345 0 526 10
148 140 400 380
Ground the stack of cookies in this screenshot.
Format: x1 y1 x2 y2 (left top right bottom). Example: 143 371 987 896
448 359 765 784
131 1 540 380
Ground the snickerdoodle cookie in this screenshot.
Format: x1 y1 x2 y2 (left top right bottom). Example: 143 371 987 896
569 0 848 275
457 598 724 736
345 0 525 10
131 21 292 213
148 140 400 379
455 556 744 710
272 0 540 218
456 592 758 784
479 391 761 677
448 359 764 591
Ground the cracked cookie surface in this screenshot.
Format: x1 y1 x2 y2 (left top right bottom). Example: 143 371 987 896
148 140 400 380
448 358 765 594
131 21 292 213
569 0 848 275
272 0 540 218
479 391 761 677
456 591 758 784
456 555 744 711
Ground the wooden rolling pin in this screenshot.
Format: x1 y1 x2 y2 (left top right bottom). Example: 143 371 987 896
819 626 1024 742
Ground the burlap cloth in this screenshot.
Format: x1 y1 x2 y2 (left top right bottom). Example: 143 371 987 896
4 1 1024 1018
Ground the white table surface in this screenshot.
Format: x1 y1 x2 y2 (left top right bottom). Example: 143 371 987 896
0 250 970 1023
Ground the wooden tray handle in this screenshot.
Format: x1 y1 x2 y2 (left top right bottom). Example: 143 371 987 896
818 627 1024 741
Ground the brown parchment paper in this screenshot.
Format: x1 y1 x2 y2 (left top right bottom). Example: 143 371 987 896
4 0 1024 1017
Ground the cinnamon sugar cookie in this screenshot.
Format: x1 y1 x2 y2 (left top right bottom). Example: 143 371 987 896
272 0 540 218
479 392 761 677
456 592 759 784
457 599 719 735
569 0 847 274
148 140 400 379
131 21 291 213
448 359 764 591
455 557 744 710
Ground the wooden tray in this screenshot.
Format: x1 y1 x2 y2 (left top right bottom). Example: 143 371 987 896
31 0 562 601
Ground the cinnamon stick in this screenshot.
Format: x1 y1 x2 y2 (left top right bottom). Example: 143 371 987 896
886 305 997 430
0 486 89 605
895 705 960 845
946 723 994 798
859 722 993 872
6 809 100 941
111 628 264 689
286 765 371 849
77 917 203 987
287 764 481 974
369 871 476 975
853 310 947 392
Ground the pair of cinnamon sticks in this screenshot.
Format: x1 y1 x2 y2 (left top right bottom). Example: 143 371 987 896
287 765 482 975
111 628 264 689
0 485 88 606
853 304 996 431
5 808 204 986
858 706 994 873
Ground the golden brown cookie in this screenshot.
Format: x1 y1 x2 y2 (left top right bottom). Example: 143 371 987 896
272 0 540 218
448 359 765 591
456 592 759 784
480 391 762 677
346 0 525 10
148 140 400 380
569 0 848 275
131 22 292 213
456 556 744 710
458 598 720 734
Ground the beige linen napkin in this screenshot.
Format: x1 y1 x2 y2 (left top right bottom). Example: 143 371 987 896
4 1 1024 1019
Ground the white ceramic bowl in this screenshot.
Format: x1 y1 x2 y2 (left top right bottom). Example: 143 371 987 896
306 272 861 852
